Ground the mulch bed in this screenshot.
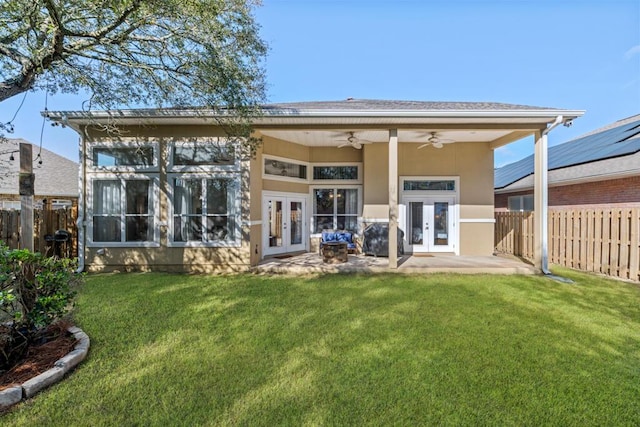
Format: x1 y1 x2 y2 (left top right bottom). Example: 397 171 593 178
0 322 77 391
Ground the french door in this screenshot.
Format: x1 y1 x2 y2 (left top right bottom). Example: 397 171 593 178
402 196 456 253
262 193 307 256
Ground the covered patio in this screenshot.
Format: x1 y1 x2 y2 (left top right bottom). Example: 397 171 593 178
253 252 538 275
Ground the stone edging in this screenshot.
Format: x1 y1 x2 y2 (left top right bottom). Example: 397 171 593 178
0 326 90 410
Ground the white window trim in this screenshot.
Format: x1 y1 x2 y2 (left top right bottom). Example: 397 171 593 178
399 176 459 195
311 162 363 184
167 173 242 248
88 140 159 173
262 154 309 183
309 184 363 236
168 138 241 173
87 173 160 248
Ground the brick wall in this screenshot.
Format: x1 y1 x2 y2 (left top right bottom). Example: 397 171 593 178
495 175 640 210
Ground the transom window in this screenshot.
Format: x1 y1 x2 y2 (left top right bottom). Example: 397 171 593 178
264 157 307 180
172 143 235 167
172 177 240 245
403 180 456 191
92 178 156 243
312 187 359 233
313 165 359 181
93 146 155 168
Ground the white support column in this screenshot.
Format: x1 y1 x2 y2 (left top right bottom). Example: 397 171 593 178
388 129 399 269
533 129 548 272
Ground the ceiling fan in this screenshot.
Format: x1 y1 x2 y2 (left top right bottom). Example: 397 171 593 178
336 131 373 149
417 132 455 149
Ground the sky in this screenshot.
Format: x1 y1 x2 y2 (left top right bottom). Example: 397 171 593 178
0 0 638 167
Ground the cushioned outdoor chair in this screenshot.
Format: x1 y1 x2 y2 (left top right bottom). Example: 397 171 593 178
319 230 359 254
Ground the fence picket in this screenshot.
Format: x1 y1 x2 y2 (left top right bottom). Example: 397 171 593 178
495 207 640 282
0 208 77 257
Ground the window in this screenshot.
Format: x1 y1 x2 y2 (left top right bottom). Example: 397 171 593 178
264 157 307 180
93 146 154 167
313 165 359 181
169 140 239 172
172 177 240 245
0 201 20 210
508 195 534 212
403 180 455 191
312 187 359 233
91 177 156 244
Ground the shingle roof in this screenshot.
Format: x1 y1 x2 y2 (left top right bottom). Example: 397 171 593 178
264 99 563 111
0 138 78 197
495 114 640 189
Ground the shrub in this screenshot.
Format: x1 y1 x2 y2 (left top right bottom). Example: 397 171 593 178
0 244 83 370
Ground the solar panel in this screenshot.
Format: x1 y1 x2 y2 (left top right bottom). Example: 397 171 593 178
495 117 640 189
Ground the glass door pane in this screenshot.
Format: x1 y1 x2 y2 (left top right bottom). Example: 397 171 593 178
289 201 302 245
268 200 283 248
433 202 449 246
410 202 423 245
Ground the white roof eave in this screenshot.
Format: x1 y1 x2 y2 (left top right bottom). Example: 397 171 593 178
45 108 585 129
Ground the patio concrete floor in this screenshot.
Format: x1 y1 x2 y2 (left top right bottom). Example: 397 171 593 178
252 252 539 275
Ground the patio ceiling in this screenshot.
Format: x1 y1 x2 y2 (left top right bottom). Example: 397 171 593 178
257 129 514 147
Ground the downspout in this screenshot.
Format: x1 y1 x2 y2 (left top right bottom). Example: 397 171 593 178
76 132 86 273
539 115 564 275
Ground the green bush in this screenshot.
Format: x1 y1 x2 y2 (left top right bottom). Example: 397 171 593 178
0 244 83 370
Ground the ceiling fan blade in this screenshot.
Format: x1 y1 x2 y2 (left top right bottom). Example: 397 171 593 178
433 142 444 149
417 143 430 149
337 143 350 148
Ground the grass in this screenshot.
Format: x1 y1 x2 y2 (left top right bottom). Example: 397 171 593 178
3 268 640 426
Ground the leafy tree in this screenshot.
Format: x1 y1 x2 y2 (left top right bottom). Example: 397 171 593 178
0 0 267 150
0 0 266 107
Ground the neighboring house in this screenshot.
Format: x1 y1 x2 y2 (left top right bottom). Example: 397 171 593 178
47 99 582 272
0 138 79 209
495 114 640 211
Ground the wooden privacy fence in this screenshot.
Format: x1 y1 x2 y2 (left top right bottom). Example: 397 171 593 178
0 207 78 257
495 208 640 282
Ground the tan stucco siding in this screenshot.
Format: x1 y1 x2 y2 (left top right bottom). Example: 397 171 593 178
261 136 309 161
362 144 389 220
83 245 250 273
309 147 362 163
459 222 494 255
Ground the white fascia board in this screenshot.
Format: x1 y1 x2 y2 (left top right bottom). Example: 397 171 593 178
45 108 585 128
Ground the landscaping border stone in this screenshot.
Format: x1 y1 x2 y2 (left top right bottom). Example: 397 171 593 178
0 326 90 410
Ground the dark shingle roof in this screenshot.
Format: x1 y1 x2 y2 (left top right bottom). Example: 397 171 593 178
264 99 562 111
495 114 640 189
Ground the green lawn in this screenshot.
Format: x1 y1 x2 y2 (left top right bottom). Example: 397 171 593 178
4 269 640 426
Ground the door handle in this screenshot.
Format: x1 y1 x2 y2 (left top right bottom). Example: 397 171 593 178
425 223 429 230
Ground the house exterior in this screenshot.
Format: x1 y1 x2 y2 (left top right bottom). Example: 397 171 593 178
495 114 640 211
47 99 582 273
0 138 79 210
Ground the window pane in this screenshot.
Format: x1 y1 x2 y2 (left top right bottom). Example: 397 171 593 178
206 216 234 241
264 159 307 179
315 189 334 214
336 216 357 232
93 180 120 215
508 196 521 211
523 195 534 212
313 166 358 180
337 189 358 214
433 202 449 246
313 216 334 233
126 217 151 241
94 147 154 167
206 179 229 215
93 217 121 242
173 216 202 242
126 180 149 214
174 179 202 215
173 145 234 166
403 180 455 191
